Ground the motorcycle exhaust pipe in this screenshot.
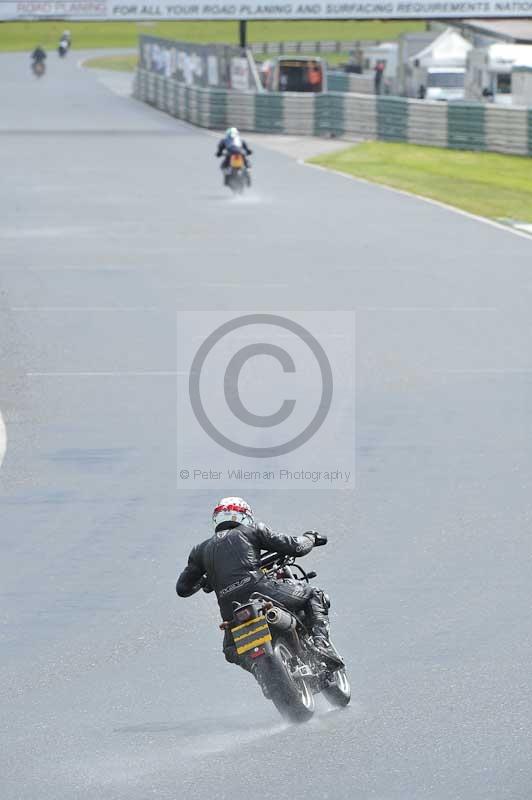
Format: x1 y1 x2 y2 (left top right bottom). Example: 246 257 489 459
266 607 296 631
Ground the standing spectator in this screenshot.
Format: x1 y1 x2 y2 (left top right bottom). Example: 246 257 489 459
374 60 385 95
307 62 322 92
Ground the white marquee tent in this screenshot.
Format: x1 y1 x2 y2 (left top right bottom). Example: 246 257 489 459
410 28 472 68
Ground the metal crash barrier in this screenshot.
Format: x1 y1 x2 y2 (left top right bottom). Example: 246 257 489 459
134 68 532 157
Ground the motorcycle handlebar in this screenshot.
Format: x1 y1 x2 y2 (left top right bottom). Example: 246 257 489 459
259 534 327 569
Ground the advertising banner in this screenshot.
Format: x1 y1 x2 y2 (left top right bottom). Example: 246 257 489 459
3 0 532 19
139 35 259 91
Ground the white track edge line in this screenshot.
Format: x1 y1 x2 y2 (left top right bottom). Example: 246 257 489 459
300 159 532 244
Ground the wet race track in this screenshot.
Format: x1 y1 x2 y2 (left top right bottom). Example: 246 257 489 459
1 51 532 800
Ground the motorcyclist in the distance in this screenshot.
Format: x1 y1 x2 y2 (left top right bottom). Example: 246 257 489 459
58 30 71 56
216 127 252 182
31 45 47 64
176 497 343 670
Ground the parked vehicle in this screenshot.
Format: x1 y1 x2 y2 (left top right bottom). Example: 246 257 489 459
264 56 327 93
421 67 466 101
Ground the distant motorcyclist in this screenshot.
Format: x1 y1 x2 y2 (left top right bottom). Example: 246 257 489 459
31 46 47 76
31 46 47 64
216 127 252 170
176 497 343 669
58 32 70 57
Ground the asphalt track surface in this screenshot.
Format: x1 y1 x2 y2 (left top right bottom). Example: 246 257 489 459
2 50 532 800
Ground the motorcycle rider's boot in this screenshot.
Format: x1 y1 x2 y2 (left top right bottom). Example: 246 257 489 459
311 626 345 669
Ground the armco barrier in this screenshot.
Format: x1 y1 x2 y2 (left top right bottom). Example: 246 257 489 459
448 103 485 151
328 72 374 95
485 106 528 156
135 68 532 157
377 97 408 143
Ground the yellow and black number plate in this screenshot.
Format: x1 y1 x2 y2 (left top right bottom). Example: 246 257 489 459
231 616 272 656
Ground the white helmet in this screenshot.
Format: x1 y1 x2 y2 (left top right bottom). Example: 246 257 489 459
213 496 253 528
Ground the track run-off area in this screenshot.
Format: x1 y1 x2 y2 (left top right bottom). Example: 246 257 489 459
1 50 532 800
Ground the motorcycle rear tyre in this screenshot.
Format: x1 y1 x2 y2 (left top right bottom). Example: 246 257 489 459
255 641 315 723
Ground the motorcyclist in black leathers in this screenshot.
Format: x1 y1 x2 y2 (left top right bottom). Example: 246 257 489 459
31 46 47 63
176 497 343 669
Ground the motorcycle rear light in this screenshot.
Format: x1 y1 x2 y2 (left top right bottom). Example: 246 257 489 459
235 607 252 623
250 647 265 659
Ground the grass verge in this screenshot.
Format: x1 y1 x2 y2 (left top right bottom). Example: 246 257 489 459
310 141 532 223
0 20 424 52
84 54 138 71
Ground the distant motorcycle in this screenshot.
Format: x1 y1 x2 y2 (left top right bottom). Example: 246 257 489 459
221 147 251 194
219 545 350 723
58 38 70 57
31 46 47 77
32 60 46 77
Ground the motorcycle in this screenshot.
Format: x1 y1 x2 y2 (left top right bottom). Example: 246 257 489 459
32 60 46 77
222 148 251 194
58 40 69 58
219 544 350 723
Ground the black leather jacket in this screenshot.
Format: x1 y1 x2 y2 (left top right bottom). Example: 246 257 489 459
216 138 252 157
176 521 314 617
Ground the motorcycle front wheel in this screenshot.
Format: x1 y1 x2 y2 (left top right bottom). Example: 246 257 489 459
321 641 351 707
227 170 245 194
322 667 351 707
256 640 315 723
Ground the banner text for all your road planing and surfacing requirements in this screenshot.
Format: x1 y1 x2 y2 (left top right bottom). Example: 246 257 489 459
3 0 532 19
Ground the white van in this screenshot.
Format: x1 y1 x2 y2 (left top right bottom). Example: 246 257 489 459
424 67 466 101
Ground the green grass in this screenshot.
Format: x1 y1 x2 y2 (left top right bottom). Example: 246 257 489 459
0 20 424 51
311 141 532 223
84 53 138 71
